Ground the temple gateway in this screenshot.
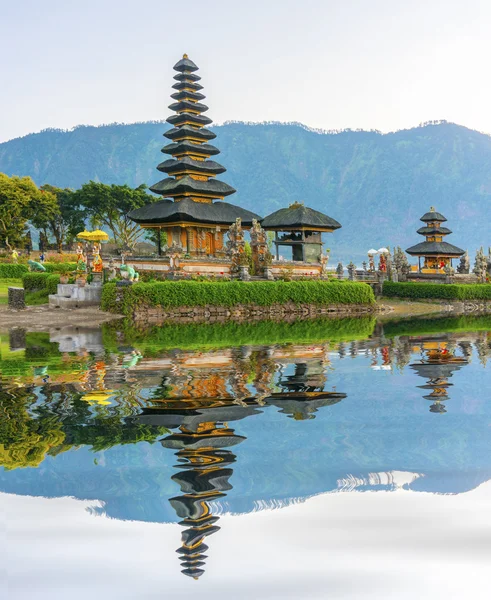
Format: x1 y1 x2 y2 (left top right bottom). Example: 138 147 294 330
127 55 342 279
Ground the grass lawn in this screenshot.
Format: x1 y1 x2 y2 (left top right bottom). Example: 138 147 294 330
0 279 23 304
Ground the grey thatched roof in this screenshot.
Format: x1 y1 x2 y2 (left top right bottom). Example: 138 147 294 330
164 126 216 142
157 157 226 176
128 198 261 226
420 210 447 223
173 71 201 82
149 175 235 198
417 226 452 235
172 80 203 92
173 55 199 72
406 241 465 256
168 100 209 114
261 204 342 231
167 112 212 127
162 141 220 157
171 90 206 102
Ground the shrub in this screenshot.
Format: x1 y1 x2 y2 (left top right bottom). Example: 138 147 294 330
101 280 375 315
43 262 77 273
383 281 491 300
0 264 29 278
22 273 60 297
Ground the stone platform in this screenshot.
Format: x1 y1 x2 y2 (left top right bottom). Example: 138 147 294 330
49 283 102 309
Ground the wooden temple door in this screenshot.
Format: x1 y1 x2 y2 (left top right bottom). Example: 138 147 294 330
205 232 215 255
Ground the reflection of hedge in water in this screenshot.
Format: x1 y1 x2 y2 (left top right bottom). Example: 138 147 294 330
384 315 491 338
0 390 169 470
102 316 377 353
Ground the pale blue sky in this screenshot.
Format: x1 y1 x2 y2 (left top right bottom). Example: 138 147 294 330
1 0 490 142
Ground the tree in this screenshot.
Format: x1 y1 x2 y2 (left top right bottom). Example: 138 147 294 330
38 185 85 252
72 182 156 251
0 173 58 251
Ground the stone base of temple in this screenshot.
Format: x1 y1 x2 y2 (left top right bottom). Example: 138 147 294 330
49 284 102 309
103 257 326 281
106 257 233 279
271 261 324 279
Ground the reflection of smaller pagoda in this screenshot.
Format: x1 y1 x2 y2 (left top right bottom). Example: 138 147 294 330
269 361 345 420
411 346 467 413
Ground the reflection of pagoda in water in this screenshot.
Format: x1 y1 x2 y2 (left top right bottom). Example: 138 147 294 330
138 401 259 578
410 342 468 413
134 345 346 578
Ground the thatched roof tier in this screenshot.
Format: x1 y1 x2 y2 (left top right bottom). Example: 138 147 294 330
173 55 199 72
164 125 216 142
172 80 204 92
167 112 213 128
416 226 452 236
162 141 220 158
168 100 209 114
128 197 261 227
261 204 342 232
173 71 201 82
157 157 226 176
149 175 235 198
170 90 206 102
420 209 447 223
406 241 465 257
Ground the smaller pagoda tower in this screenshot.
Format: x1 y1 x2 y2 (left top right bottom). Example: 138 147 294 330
406 207 464 272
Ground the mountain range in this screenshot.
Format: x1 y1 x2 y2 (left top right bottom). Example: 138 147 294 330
1 120 490 262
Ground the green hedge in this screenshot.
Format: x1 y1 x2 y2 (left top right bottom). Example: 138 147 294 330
102 280 375 315
383 281 491 300
0 262 77 278
43 262 77 273
22 273 60 294
0 264 29 278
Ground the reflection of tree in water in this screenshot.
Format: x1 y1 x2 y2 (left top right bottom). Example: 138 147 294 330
0 385 65 469
0 384 169 469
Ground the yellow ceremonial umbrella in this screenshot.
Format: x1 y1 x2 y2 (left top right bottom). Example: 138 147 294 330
86 230 109 242
77 230 92 241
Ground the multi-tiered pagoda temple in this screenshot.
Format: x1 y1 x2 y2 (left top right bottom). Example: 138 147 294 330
406 207 465 272
128 55 260 257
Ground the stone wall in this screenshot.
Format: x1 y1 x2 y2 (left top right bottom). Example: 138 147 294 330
132 302 376 324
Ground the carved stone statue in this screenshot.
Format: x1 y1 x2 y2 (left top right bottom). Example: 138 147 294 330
319 251 330 275
250 219 272 277
473 247 487 282
457 251 470 274
347 261 356 281
226 218 248 275
107 257 117 281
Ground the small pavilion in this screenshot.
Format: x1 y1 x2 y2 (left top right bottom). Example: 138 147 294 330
406 207 464 272
128 54 260 258
261 202 341 263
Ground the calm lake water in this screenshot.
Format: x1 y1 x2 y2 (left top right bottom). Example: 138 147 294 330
2 315 491 599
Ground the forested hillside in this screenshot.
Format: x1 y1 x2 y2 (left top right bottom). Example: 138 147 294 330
1 120 490 261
